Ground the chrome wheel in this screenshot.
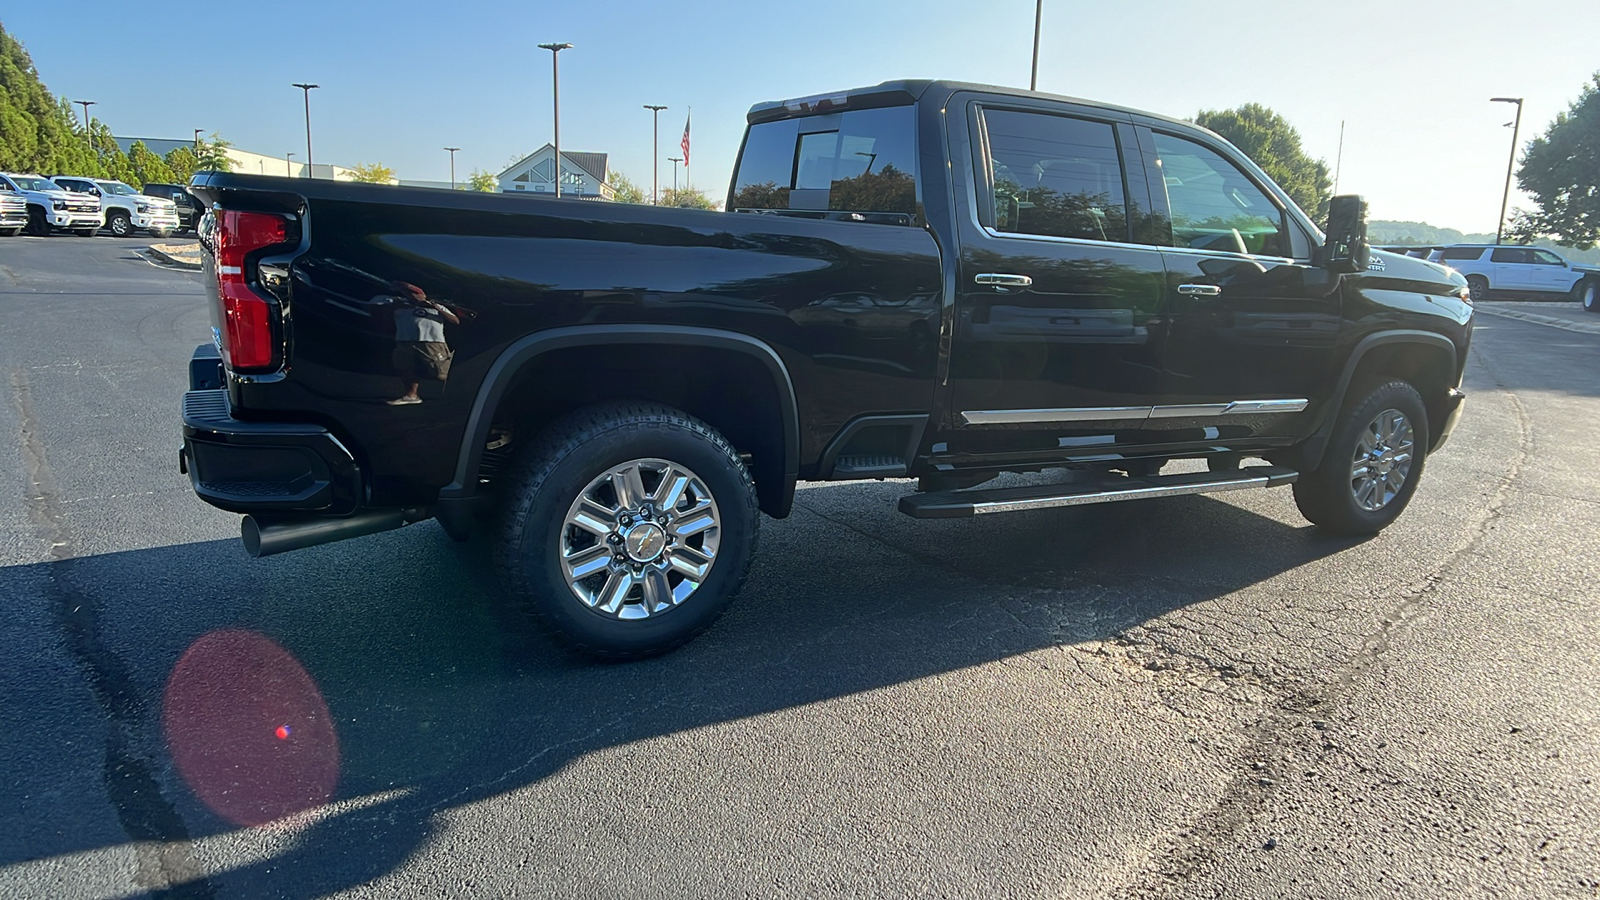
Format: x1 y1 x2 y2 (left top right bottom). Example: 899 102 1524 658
559 458 721 620
1349 409 1415 511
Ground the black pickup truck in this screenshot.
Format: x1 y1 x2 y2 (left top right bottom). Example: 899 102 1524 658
181 79 1471 657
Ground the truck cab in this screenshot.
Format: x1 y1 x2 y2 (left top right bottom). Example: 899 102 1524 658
0 172 103 236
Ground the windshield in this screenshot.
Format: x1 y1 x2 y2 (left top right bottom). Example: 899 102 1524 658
97 181 139 195
9 176 57 191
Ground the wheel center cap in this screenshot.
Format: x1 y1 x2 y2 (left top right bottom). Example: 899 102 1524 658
622 523 667 563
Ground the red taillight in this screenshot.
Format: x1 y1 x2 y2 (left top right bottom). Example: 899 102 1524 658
215 210 289 371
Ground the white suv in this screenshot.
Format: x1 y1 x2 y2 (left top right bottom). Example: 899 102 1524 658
51 177 179 238
0 172 104 236
1430 244 1600 311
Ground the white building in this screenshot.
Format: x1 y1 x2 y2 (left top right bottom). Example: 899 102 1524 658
112 136 363 181
499 145 613 200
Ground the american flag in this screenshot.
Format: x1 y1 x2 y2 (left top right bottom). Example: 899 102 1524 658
680 109 691 169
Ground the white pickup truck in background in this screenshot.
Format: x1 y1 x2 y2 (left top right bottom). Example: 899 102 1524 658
0 172 103 237
50 176 179 238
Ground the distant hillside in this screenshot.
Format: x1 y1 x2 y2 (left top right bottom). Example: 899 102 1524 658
1370 220 1600 265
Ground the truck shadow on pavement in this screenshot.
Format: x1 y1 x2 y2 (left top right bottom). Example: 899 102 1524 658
2 483 1367 895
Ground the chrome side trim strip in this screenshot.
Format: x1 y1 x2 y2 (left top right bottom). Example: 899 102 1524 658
960 406 1151 425
959 399 1307 426
970 474 1273 514
1148 399 1309 418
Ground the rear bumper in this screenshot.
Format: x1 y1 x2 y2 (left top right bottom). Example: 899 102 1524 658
180 348 363 514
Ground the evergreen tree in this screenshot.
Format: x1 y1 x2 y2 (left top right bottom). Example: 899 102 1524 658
0 24 99 174
128 141 178 188
163 146 200 183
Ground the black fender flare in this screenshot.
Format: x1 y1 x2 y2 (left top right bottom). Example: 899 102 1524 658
1297 329 1459 471
435 325 800 537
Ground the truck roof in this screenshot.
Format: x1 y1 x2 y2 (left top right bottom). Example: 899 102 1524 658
746 79 1198 133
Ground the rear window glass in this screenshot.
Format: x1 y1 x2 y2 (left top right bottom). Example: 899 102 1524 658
1439 247 1484 261
729 106 917 218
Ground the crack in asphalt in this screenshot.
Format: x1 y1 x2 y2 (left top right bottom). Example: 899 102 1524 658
1116 343 1535 897
9 367 216 899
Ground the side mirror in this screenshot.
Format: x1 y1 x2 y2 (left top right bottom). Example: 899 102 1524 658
1321 194 1369 274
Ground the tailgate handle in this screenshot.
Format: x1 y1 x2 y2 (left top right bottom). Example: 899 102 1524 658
1177 284 1222 297
975 273 1033 287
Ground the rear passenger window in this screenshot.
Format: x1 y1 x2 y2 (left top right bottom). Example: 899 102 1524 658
1439 247 1485 261
1153 132 1287 257
981 109 1128 243
1490 247 1532 263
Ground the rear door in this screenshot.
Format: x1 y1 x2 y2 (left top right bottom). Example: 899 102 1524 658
1138 126 1340 444
943 97 1170 463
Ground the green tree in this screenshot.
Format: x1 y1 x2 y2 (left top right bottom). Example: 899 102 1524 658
608 169 648 204
163 146 200 183
1194 103 1332 222
1511 72 1600 250
347 162 396 184
466 169 498 192
195 133 233 173
657 186 717 210
0 24 100 175
127 141 177 188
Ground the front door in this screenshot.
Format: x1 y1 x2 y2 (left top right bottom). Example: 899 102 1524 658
943 101 1170 466
1141 128 1341 445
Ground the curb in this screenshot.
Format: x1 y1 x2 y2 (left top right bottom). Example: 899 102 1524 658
1474 305 1600 335
146 246 201 270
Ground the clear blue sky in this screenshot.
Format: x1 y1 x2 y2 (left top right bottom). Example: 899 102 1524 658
8 1 1597 232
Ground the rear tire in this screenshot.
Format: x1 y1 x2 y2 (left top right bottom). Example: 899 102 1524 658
1465 275 1488 303
1293 380 1429 536
495 402 759 659
1578 279 1599 313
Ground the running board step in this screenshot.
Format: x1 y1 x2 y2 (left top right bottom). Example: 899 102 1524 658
898 465 1299 519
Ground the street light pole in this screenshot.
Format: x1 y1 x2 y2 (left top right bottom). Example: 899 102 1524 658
444 147 460 189
292 83 319 178
537 43 573 198
74 100 97 155
668 157 681 194
644 104 667 204
1029 0 1042 91
193 128 203 152
286 152 295 177
1490 96 1524 245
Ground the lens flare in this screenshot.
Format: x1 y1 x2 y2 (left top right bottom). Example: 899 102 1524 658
163 629 339 826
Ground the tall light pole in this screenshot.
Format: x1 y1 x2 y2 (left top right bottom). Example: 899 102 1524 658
292 83 319 178
668 156 682 194
74 100 97 155
1491 96 1524 245
643 104 667 204
193 128 203 151
286 152 295 177
1029 0 1043 91
444 147 460 189
537 43 573 198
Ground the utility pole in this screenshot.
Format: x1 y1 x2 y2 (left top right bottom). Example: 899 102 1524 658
444 147 460 189
538 43 573 198
1029 0 1043 91
668 156 681 194
292 83 319 177
74 100 97 155
644 104 667 204
1490 96 1524 245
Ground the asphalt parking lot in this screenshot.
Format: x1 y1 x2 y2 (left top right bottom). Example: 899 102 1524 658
1 234 1597 899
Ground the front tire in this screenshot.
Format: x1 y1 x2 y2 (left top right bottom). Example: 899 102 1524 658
496 402 759 658
1465 275 1488 303
1293 380 1429 536
25 206 48 236
107 210 132 237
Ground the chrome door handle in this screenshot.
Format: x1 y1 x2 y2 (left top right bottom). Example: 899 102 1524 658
975 273 1033 287
1177 284 1222 296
